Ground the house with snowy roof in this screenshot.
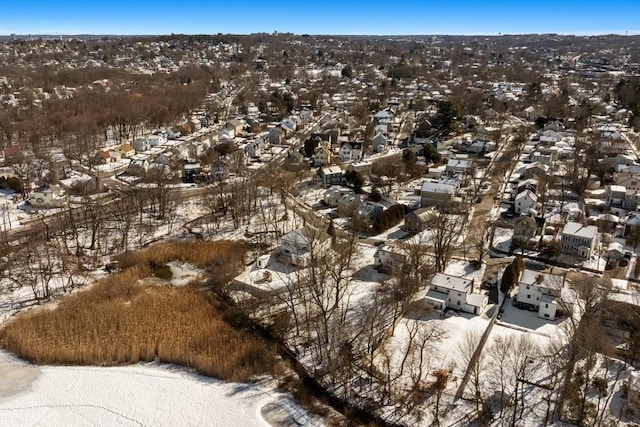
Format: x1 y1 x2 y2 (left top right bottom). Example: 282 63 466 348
279 226 330 267
560 221 598 259
515 269 567 320
420 181 460 209
422 273 488 315
515 190 538 215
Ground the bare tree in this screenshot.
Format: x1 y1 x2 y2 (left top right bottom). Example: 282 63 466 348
426 209 464 273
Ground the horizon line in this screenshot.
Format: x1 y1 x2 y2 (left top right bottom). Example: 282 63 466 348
2 31 640 38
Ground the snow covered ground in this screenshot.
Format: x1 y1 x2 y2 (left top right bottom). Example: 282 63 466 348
0 196 324 426
0 351 319 427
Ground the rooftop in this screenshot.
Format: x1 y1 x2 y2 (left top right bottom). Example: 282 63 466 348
562 221 598 240
431 273 472 293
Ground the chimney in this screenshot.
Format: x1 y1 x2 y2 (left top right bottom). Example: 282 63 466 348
470 279 475 293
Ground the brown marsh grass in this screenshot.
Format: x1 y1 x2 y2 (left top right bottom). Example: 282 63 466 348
0 240 277 382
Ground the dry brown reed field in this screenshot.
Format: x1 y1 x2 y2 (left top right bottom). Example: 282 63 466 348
0 240 278 382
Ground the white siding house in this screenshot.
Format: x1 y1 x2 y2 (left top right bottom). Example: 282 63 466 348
423 273 487 315
279 227 330 267
515 269 566 320
561 222 599 258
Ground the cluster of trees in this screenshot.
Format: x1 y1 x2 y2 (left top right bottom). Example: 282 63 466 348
615 77 640 130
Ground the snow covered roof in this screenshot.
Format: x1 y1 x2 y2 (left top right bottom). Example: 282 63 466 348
421 181 455 194
519 269 564 293
431 273 472 293
467 293 487 307
562 221 597 240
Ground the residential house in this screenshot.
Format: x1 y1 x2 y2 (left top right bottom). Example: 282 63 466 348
187 140 208 158
345 161 372 176
595 213 620 233
286 150 305 165
127 159 150 176
30 185 67 208
608 185 627 208
154 151 174 166
337 193 364 217
94 150 112 165
210 159 229 181
244 117 262 134
614 164 640 192
116 144 136 158
94 149 121 165
515 190 538 215
244 140 265 159
225 119 244 137
132 138 150 153
324 187 352 207
374 243 408 273
514 179 539 197
524 105 542 121
218 128 235 141
513 214 545 240
147 134 167 147
423 273 488 315
522 162 550 180
183 163 203 183
313 146 332 167
281 117 297 134
373 109 392 124
445 159 472 177
319 165 343 187
624 212 640 238
420 181 456 208
371 133 387 153
339 141 363 162
279 227 331 267
605 242 624 261
530 150 557 166
404 207 434 234
354 201 383 229
515 269 567 320
269 127 286 145
561 221 599 258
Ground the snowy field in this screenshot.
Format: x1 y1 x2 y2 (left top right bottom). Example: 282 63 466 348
0 351 318 427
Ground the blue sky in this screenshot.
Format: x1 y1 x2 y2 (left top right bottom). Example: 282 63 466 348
1 0 639 36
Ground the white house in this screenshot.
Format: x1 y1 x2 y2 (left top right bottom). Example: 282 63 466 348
339 141 363 162
30 185 67 208
147 134 167 147
374 243 407 273
324 187 352 207
515 190 538 215
515 269 566 320
279 227 331 267
561 221 599 259
423 273 488 315
445 159 472 176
